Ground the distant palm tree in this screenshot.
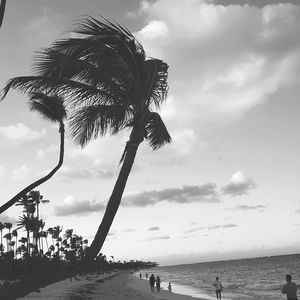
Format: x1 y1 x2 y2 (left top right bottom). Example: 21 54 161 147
4 222 12 234
0 17 171 260
11 229 18 257
40 230 48 252
17 215 40 255
47 227 54 247
3 232 11 252
27 191 50 220
0 221 4 253
52 225 62 256
0 93 67 214
64 228 73 245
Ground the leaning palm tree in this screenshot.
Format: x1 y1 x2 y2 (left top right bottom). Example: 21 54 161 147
67 18 171 260
0 0 6 29
1 17 171 260
68 18 171 260
0 93 67 214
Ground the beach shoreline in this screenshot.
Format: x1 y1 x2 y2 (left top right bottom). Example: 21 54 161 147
17 270 207 299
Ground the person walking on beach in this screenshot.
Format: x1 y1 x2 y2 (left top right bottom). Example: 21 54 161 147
213 276 223 300
156 276 161 292
149 274 155 293
139 273 142 279
168 282 172 293
145 273 148 280
282 274 298 300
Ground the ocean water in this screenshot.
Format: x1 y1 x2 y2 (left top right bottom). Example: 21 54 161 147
139 253 300 300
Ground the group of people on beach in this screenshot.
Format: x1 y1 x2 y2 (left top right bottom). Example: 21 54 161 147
213 274 298 300
139 273 298 299
139 272 172 294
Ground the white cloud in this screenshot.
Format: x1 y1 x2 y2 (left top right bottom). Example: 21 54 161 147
146 235 170 241
12 165 30 181
148 226 160 231
67 134 126 167
222 171 257 196
59 165 115 181
228 204 267 211
20 7 64 49
122 183 219 207
36 144 58 157
139 20 169 39
0 165 5 178
54 195 106 216
0 123 46 142
135 0 300 131
0 214 16 224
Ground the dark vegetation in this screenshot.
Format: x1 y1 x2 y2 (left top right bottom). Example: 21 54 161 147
0 190 157 299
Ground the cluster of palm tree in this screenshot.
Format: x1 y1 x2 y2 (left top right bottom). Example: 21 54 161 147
0 190 89 264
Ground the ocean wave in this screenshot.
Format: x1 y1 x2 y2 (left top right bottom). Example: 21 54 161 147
155 253 300 300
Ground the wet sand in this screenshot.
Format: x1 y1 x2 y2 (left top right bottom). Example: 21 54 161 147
18 271 206 299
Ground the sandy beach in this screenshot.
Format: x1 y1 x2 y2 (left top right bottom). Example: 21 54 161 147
17 271 206 300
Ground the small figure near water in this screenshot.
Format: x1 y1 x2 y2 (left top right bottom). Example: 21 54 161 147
149 274 155 293
156 276 161 292
213 276 223 300
282 274 298 300
139 273 142 279
145 273 148 280
168 282 172 293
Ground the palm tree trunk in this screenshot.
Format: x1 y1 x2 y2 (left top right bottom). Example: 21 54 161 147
0 124 64 214
15 237 18 258
26 231 29 255
0 0 6 29
85 126 144 260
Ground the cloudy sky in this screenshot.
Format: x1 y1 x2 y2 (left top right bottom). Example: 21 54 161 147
1 0 300 266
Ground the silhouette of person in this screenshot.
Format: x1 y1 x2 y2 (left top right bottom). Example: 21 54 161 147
156 276 161 292
149 274 155 293
282 274 298 300
213 276 223 300
145 273 148 280
168 282 172 293
139 273 142 279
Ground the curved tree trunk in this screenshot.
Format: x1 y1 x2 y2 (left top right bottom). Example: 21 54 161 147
0 123 64 214
0 0 6 29
85 126 144 260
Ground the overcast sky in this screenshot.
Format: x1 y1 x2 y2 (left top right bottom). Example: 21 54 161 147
0 0 300 266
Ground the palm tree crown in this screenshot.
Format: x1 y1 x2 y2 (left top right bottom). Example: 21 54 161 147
1 17 170 149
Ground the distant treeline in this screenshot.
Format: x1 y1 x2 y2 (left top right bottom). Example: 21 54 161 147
0 190 158 298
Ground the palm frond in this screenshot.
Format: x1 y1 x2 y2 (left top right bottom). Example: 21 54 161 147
73 17 145 84
29 92 67 123
0 76 47 101
0 76 116 107
33 48 127 93
69 104 131 146
145 112 171 150
51 37 138 85
142 59 169 108
52 37 111 59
